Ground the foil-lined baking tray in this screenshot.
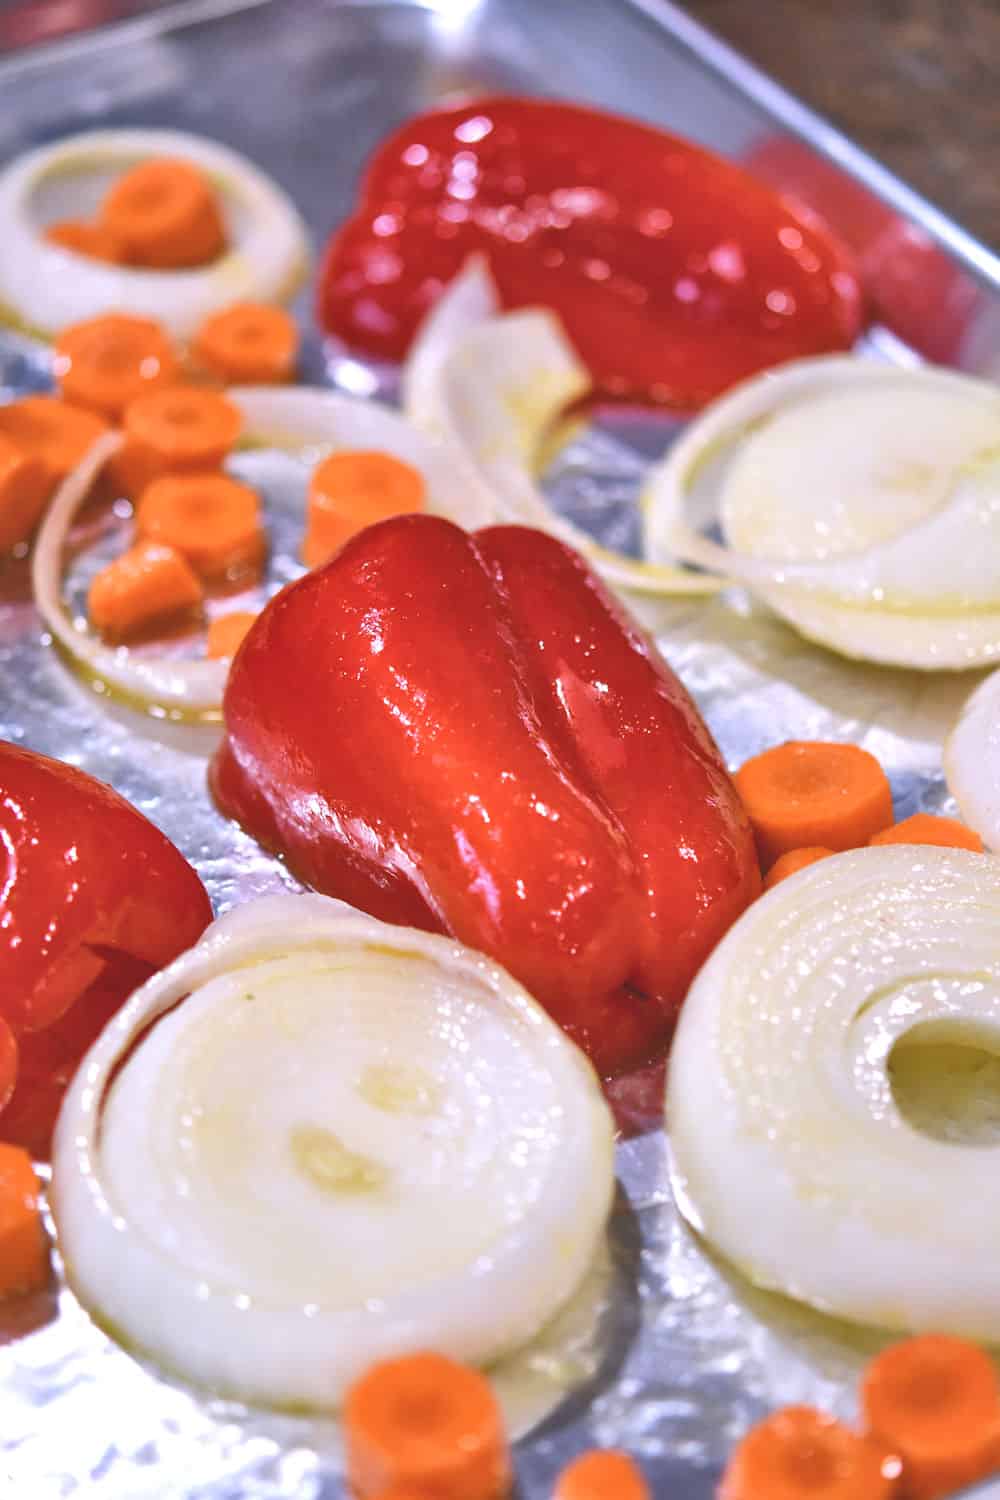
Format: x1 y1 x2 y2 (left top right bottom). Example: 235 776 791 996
3 1 1000 1495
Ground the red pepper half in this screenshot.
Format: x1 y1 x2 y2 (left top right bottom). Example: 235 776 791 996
211 516 761 1075
0 741 213 1155
317 96 862 409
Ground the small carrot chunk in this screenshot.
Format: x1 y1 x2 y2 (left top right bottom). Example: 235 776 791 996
344 1351 511 1500
100 157 226 269
862 1334 1000 1500
0 1144 49 1300
869 813 984 853
763 846 836 890
88 540 203 640
719 1406 899 1500
193 301 299 385
206 610 257 660
110 387 244 500
302 450 427 569
734 741 894 869
0 395 110 491
136 472 265 581
45 218 126 264
0 1017 18 1115
0 434 50 553
53 314 179 421
554 1449 650 1500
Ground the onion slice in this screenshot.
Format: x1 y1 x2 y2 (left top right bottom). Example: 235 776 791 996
0 130 310 340
51 894 615 1408
667 845 1000 1339
404 258 721 597
945 667 1000 850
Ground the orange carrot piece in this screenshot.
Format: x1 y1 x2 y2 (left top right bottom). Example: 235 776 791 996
869 813 984 853
192 301 299 385
554 1449 650 1500
44 218 126 264
0 1144 49 1300
53 314 179 421
100 157 226 269
734 741 894 869
88 539 203 641
206 610 257 660
862 1335 1000 1500
136 473 265 581
719 1406 899 1500
302 450 427 569
0 434 50 553
763 846 836 891
344 1351 511 1500
0 395 110 490
111 387 243 500
0 1017 17 1115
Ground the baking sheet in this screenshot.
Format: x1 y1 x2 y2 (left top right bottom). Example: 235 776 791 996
2 1 1000 1496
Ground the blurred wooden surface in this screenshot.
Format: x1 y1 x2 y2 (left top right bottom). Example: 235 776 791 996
677 0 1000 250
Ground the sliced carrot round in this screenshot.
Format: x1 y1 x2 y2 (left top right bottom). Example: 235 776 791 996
0 434 50 553
0 1143 49 1300
862 1334 1000 1500
344 1351 511 1500
136 472 265 581
719 1406 898 1500
193 301 299 384
869 813 984 853
763 846 836 891
302 449 427 569
53 314 179 421
554 1449 650 1500
206 610 257 660
734 741 894 869
0 396 109 490
100 157 226 269
88 539 204 641
45 218 126 264
0 1018 18 1116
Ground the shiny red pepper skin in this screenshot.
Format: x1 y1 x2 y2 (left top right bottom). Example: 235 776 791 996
211 516 760 1074
317 96 862 409
0 741 213 1154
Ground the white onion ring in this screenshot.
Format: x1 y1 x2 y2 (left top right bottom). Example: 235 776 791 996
51 894 615 1407
945 667 1000 851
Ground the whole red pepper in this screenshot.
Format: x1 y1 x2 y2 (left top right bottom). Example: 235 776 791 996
211 517 760 1074
0 741 213 1155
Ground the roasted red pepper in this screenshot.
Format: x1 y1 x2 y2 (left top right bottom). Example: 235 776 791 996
0 741 213 1155
317 96 862 409
211 516 760 1074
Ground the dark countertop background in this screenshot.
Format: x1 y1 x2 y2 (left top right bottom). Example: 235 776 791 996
678 0 999 252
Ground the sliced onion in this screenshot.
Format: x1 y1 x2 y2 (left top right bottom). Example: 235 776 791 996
51 893 615 1408
945 667 1000 850
667 845 1000 1338
31 433 229 716
404 258 721 597
0 130 310 340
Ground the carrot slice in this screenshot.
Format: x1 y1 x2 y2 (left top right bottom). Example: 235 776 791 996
136 473 265 581
111 387 244 500
302 450 427 569
45 218 126 264
0 1017 17 1115
100 157 226 269
719 1406 899 1500
206 610 257 660
734 741 894 869
53 314 179 421
88 539 203 641
862 1334 1000 1500
0 1144 49 1300
344 1351 511 1500
0 434 50 553
763 846 836 890
869 813 984 853
554 1449 650 1500
0 396 110 490
192 301 299 385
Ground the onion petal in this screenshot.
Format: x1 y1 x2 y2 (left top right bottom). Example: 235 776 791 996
945 667 1000 850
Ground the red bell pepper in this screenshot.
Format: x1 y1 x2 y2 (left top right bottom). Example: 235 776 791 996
211 516 760 1074
0 741 213 1155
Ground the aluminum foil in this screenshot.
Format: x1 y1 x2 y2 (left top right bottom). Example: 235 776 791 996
1 1 999 1496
